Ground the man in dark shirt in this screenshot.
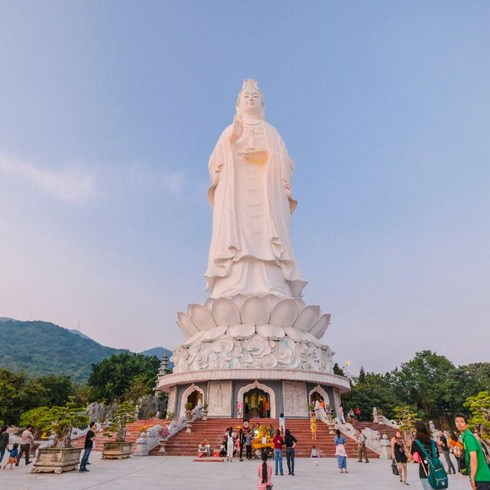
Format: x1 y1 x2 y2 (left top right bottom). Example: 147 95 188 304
439 430 456 475
79 422 96 472
284 429 297 476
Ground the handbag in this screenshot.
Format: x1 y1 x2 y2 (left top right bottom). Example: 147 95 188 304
391 459 400 476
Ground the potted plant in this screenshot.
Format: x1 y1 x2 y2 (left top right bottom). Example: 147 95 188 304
202 403 209 421
21 400 89 474
101 401 136 460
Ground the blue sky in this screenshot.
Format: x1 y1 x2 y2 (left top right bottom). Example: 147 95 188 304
1 1 489 374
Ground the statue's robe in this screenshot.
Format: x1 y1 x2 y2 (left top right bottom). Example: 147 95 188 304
205 120 307 298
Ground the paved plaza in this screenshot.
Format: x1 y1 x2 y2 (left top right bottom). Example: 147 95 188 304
1 454 470 490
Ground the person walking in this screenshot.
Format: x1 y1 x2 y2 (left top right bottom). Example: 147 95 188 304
391 430 409 485
311 445 319 466
257 451 273 490
438 430 456 475
0 425 9 464
226 427 234 462
238 428 245 461
310 414 317 441
449 430 464 475
2 443 18 470
334 429 348 473
410 421 438 490
278 413 285 437
356 429 369 463
455 413 490 490
272 429 284 476
16 424 34 466
245 429 253 460
284 429 297 476
79 422 96 472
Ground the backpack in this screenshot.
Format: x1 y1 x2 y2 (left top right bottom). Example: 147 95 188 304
415 440 448 489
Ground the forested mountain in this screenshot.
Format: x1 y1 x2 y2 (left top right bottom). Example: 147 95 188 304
0 318 174 382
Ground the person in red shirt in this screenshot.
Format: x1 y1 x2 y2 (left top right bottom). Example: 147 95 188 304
272 429 284 476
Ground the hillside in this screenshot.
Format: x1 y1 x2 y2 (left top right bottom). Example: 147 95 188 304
140 346 173 362
0 319 128 382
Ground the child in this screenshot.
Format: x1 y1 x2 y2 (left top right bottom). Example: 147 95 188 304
3 443 18 470
311 445 319 466
257 450 273 489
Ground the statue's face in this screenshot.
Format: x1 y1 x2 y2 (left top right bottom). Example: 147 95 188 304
237 89 263 116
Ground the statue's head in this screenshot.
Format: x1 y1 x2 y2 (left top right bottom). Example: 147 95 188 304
236 79 265 119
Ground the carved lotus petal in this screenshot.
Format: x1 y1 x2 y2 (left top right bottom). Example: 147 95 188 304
304 332 324 348
230 294 248 310
242 335 271 357
189 304 217 331
263 294 282 310
270 299 298 328
204 297 215 311
227 324 256 339
293 305 321 332
212 298 241 326
202 326 228 342
309 313 331 338
256 324 285 340
177 312 200 338
283 326 308 343
293 298 306 310
241 297 270 325
181 330 206 347
275 342 294 365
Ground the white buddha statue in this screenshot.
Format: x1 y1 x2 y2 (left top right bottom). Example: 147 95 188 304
205 80 307 299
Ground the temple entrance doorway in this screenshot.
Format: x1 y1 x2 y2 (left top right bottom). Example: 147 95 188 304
186 390 203 410
244 389 270 418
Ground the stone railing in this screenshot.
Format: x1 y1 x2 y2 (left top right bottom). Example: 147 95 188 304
378 415 400 428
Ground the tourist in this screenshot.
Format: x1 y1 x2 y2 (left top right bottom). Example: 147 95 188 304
257 450 273 490
455 413 490 489
245 429 254 460
219 437 227 458
334 429 348 473
311 445 319 466
438 430 456 475
410 421 438 490
272 429 284 476
391 430 409 485
226 427 234 462
79 422 96 472
310 414 317 440
449 430 464 475
238 428 245 461
356 428 369 463
278 413 285 437
0 425 9 464
474 432 490 466
2 443 18 470
268 424 274 438
338 404 346 424
284 429 297 476
16 424 34 466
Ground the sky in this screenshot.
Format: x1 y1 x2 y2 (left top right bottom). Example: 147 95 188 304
1 1 489 375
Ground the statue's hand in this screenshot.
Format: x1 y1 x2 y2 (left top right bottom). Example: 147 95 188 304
215 163 224 174
229 117 243 141
283 179 291 191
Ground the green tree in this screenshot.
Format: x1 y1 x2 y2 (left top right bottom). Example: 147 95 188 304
20 400 88 446
358 366 366 383
343 372 401 421
88 353 160 403
464 391 490 435
333 363 345 376
392 350 455 417
393 405 420 442
37 375 75 407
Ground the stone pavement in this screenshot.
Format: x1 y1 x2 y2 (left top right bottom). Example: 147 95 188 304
0 454 471 490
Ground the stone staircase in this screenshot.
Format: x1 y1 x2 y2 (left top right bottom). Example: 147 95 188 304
162 418 380 459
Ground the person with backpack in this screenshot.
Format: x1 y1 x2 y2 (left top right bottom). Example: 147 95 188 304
411 421 448 490
455 414 490 490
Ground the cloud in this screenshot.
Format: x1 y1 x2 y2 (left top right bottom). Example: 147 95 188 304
0 153 96 203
